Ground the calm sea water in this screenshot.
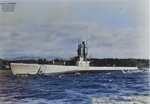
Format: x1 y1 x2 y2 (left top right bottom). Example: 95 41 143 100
0 70 149 104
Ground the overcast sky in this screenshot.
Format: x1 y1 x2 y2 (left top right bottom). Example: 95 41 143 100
0 0 149 59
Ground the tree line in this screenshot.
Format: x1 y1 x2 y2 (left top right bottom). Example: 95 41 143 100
0 56 149 70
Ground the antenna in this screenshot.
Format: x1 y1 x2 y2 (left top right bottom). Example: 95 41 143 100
78 39 80 45
86 28 88 56
86 34 88 55
31 54 33 60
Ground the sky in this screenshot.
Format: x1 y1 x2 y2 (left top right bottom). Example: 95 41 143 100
0 0 149 59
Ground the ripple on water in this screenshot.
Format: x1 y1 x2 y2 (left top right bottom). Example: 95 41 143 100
0 70 149 104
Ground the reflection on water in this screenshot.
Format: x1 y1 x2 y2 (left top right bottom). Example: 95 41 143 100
0 70 149 104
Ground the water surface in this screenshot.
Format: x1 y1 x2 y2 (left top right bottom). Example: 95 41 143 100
0 70 149 104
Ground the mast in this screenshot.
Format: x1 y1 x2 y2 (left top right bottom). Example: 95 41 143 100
77 39 81 58
82 41 86 61
86 34 88 61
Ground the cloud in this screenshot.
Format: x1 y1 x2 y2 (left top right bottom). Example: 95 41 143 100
0 21 148 59
0 0 149 59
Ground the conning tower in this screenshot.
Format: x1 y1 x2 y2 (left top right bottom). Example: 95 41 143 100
77 40 90 69
77 40 87 61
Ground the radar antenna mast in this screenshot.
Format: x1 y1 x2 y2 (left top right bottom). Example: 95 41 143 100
85 28 89 61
